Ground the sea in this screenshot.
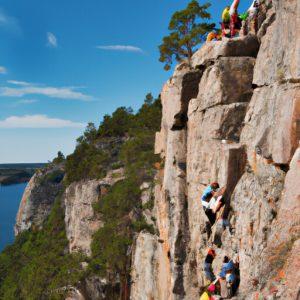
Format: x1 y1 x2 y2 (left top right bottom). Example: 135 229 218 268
0 183 27 251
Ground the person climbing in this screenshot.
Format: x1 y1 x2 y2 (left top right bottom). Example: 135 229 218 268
247 0 260 34
240 0 261 36
206 31 219 42
219 256 240 298
203 249 216 283
221 6 230 37
201 183 225 225
219 256 235 278
199 283 218 300
229 0 242 37
221 0 242 37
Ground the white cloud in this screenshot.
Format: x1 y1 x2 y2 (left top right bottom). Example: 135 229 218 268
0 115 85 128
7 80 31 86
47 32 57 48
16 99 38 104
96 45 143 53
0 66 7 74
0 9 21 34
0 84 93 101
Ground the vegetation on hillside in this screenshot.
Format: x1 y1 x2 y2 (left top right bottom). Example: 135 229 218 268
159 0 215 70
87 93 161 299
0 93 161 299
0 197 84 299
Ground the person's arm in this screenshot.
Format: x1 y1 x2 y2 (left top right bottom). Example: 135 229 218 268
213 197 224 213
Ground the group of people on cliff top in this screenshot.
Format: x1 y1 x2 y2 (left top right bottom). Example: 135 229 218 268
200 249 240 300
207 0 261 41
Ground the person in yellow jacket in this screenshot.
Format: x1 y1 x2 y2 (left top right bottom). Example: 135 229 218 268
222 6 230 24
199 283 217 300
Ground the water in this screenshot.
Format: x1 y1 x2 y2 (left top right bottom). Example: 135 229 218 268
0 183 27 251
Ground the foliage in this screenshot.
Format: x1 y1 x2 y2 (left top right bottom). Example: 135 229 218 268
0 197 84 300
0 93 162 299
65 94 161 185
89 94 162 297
98 107 135 137
52 151 65 165
65 141 109 184
39 169 65 185
131 218 155 235
159 0 215 70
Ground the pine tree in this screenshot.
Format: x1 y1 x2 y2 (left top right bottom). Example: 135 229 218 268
159 0 215 70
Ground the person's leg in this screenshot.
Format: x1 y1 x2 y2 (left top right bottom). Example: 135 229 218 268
230 0 240 16
204 263 216 282
205 209 216 225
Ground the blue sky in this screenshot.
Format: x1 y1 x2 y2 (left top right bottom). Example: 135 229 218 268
0 0 251 163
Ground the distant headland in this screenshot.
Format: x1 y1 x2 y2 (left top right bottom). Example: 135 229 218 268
0 163 46 186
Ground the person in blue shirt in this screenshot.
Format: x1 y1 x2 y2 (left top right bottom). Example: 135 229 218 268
219 256 235 278
219 256 240 297
201 182 220 225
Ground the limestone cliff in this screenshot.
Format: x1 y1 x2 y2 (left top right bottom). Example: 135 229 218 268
131 1 300 299
64 168 124 256
14 165 64 235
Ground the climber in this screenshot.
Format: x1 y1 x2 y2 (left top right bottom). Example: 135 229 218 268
199 283 218 300
206 31 219 42
221 6 230 37
203 248 216 283
219 256 240 298
247 0 260 34
201 183 225 225
239 0 261 36
201 182 219 205
219 256 235 278
221 0 242 37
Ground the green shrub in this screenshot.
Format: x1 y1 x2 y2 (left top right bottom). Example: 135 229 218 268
40 169 64 185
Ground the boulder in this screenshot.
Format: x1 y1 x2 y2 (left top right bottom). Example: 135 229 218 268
192 35 259 68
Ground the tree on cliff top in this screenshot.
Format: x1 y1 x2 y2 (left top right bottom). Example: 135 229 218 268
159 0 215 70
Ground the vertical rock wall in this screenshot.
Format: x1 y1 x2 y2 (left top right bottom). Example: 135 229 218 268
131 1 300 299
64 168 124 256
15 166 64 235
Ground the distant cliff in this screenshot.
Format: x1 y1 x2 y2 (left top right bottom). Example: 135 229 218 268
0 163 45 185
14 164 64 235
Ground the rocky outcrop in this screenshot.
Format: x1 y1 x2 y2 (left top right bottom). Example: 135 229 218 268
131 1 300 299
131 232 159 300
14 165 64 235
64 168 124 256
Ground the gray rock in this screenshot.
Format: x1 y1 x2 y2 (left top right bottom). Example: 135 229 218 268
14 166 64 235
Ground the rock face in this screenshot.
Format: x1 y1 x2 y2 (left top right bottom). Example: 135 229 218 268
15 165 64 235
64 179 103 256
131 1 300 299
64 168 124 256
